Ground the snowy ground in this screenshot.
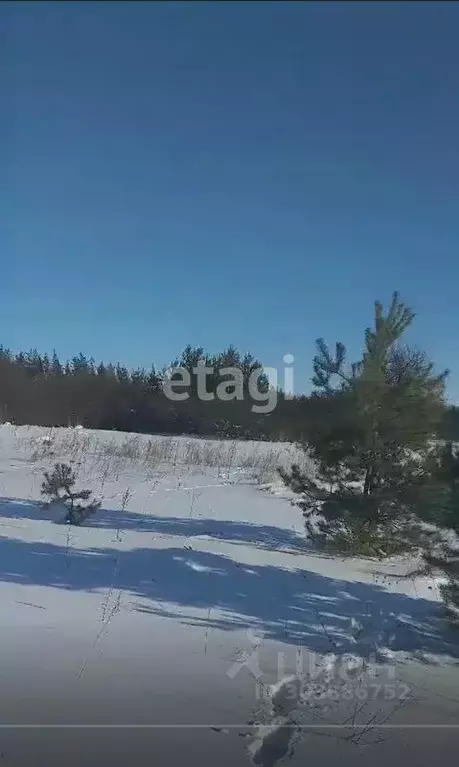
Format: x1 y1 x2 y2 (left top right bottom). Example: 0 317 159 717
0 424 459 766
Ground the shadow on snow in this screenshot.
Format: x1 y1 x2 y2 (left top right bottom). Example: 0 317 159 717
0 495 309 553
1 496 458 662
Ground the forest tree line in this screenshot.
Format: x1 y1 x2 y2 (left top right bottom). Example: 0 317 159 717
1 343 458 442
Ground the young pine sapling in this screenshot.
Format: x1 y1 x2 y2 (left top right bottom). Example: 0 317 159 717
41 462 100 525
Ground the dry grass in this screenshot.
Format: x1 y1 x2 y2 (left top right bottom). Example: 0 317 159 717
15 425 311 489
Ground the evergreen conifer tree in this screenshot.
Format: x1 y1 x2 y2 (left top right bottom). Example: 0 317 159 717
281 292 448 556
41 463 100 525
422 441 459 622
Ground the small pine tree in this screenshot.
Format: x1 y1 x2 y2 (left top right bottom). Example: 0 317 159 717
281 292 448 557
41 463 100 525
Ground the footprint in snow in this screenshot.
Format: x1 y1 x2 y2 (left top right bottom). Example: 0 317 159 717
248 721 296 767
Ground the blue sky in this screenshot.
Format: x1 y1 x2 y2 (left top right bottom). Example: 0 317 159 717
3 1 459 399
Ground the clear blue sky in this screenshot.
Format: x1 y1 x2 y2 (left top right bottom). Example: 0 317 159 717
3 1 459 400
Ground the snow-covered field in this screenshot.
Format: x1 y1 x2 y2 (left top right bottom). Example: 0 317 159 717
1 424 459 766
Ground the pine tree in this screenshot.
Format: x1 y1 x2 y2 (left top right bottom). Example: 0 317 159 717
41 463 100 525
422 442 459 623
71 353 90 375
147 365 160 391
281 292 448 556
116 363 130 383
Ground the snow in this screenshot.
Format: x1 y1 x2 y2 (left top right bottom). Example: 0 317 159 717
0 424 459 766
